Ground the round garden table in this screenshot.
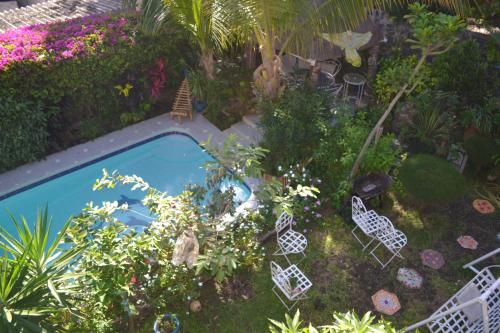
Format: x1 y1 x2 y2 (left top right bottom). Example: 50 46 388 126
343 72 366 103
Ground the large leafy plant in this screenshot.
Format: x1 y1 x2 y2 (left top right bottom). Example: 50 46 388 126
0 209 82 332
269 310 401 333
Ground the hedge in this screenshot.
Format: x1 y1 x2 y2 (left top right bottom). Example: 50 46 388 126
0 13 195 172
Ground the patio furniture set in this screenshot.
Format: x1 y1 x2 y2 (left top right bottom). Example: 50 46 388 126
270 212 313 310
351 196 408 268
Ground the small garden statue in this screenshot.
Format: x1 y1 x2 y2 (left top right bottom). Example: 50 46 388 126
172 230 199 269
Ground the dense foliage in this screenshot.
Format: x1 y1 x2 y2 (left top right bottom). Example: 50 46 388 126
0 96 48 171
399 154 467 204
0 13 194 172
269 310 400 333
260 88 400 208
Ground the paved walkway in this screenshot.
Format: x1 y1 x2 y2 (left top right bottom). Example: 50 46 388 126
0 0 122 33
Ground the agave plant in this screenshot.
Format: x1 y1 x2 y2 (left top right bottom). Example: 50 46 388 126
0 209 83 332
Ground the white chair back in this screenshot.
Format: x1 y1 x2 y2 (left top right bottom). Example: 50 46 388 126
275 212 293 233
351 196 367 219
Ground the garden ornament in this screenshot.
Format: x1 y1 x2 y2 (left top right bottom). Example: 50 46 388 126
397 267 423 289
420 249 445 269
371 289 401 315
321 31 372 67
457 236 478 250
172 230 199 268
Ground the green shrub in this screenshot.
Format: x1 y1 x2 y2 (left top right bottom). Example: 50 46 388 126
260 87 332 170
432 39 492 106
374 55 435 104
464 135 499 171
399 154 467 204
0 96 50 172
312 112 400 208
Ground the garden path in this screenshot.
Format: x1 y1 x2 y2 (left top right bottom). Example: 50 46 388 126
0 0 122 33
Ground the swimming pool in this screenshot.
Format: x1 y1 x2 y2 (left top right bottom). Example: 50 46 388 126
0 133 251 239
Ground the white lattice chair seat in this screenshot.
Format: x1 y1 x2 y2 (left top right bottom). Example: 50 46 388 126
271 261 313 310
375 228 407 254
354 211 391 235
278 230 307 254
369 227 407 268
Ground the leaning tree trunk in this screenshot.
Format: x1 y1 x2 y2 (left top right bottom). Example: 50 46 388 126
200 49 215 80
349 53 428 179
253 44 282 99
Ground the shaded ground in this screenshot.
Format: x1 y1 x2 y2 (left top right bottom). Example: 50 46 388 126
139 187 498 332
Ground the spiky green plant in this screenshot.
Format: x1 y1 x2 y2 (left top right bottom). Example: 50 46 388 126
0 209 83 332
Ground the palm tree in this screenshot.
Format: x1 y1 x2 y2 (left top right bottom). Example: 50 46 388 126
226 0 472 99
0 209 83 332
141 0 232 79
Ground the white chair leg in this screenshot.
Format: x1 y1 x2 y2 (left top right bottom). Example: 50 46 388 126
369 242 401 269
351 225 375 250
272 285 298 311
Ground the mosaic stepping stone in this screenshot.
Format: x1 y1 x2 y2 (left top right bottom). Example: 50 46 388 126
457 236 478 250
397 268 423 289
372 289 401 315
472 199 495 214
420 249 445 269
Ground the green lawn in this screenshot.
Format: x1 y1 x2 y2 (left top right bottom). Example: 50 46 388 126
139 189 498 332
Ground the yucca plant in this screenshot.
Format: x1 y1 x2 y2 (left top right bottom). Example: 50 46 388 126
0 209 83 332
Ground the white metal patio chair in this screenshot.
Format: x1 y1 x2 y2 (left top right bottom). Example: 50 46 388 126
406 258 499 333
351 196 393 250
271 261 313 311
317 71 343 96
369 225 407 269
273 212 307 265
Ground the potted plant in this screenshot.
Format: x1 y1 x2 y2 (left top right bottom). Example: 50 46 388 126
154 314 180 333
187 70 207 113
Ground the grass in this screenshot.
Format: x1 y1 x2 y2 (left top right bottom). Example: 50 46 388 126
139 188 498 332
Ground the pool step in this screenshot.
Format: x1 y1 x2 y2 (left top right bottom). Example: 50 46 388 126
223 121 262 146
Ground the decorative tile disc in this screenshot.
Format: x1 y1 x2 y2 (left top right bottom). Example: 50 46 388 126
472 199 495 214
372 289 401 315
457 236 478 250
397 268 423 289
420 249 445 269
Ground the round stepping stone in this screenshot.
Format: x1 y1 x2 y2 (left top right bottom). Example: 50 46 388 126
372 289 401 315
473 199 495 214
397 268 423 289
420 249 445 269
457 236 478 250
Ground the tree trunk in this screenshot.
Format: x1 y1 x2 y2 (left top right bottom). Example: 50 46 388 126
349 53 428 179
253 44 282 99
366 43 380 87
200 50 215 80
244 42 258 70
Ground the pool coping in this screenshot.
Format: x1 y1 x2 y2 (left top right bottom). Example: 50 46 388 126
0 113 260 211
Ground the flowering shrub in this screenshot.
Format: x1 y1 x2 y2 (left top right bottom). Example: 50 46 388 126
0 13 193 172
62 167 265 331
257 164 322 232
0 14 135 71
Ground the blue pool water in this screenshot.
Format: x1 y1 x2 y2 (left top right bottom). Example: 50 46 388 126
0 133 251 239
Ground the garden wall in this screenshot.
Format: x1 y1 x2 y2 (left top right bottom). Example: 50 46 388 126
0 13 195 172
